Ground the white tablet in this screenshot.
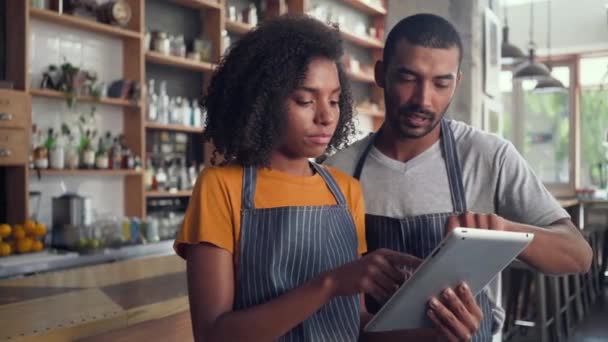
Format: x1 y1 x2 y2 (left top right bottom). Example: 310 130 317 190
364 228 533 332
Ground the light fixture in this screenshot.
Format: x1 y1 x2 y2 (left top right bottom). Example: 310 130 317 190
514 1 551 80
534 0 565 92
501 6 525 65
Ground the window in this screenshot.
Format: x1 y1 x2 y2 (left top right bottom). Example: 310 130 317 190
580 56 608 188
501 60 577 196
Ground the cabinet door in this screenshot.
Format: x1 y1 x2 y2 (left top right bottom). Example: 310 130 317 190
0 128 28 165
0 90 30 129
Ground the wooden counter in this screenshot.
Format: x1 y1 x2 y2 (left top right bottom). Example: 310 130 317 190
0 255 190 341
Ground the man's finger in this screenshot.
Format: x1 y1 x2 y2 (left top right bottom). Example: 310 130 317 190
457 283 484 321
441 288 480 334
476 214 490 230
488 214 505 231
428 297 472 341
428 308 459 342
462 211 475 228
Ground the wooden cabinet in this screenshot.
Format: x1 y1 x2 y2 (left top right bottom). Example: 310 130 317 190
0 128 28 165
0 90 30 129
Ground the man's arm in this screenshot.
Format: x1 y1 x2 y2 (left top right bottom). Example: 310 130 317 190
447 213 592 274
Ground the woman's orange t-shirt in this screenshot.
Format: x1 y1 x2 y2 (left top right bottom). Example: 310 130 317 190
174 164 367 260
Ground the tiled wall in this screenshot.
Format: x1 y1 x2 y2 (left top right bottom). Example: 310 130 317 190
29 18 127 227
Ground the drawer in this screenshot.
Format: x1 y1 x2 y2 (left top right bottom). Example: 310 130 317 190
0 128 28 165
0 90 30 129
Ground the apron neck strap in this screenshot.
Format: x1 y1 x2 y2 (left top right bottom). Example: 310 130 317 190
351 119 467 212
242 162 347 210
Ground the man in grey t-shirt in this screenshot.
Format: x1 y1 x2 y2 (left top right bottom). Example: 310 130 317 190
326 14 591 342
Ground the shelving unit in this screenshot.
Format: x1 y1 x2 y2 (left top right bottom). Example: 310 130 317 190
346 69 375 84
225 19 254 35
145 51 217 73
30 88 141 108
32 169 143 176
3 0 386 224
340 0 387 16
145 122 205 133
171 0 222 10
29 7 141 40
340 29 383 49
146 190 192 198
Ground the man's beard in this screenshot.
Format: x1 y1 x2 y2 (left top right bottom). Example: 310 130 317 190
391 103 449 139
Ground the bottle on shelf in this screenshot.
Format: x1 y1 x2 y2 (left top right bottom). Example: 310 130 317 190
147 79 158 122
49 131 65 170
111 137 122 169
158 81 169 125
177 158 189 191
32 126 47 169
81 130 96 169
95 137 109 169
144 157 155 191
65 134 79 169
166 159 179 192
170 97 181 125
182 98 191 127
155 160 168 192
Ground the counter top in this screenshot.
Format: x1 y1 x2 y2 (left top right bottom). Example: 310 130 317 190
0 254 189 341
0 240 175 279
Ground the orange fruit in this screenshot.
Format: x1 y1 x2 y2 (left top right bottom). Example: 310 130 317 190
34 223 47 237
0 224 11 238
7 240 16 252
12 226 25 240
31 240 43 252
16 238 33 253
24 220 37 236
0 242 11 256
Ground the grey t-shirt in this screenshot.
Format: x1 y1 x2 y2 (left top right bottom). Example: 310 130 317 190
325 119 569 332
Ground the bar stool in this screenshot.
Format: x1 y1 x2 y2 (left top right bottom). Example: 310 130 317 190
502 261 562 342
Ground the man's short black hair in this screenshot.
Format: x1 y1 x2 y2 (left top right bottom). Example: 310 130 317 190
383 13 463 67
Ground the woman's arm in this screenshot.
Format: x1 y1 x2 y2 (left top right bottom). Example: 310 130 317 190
187 244 419 342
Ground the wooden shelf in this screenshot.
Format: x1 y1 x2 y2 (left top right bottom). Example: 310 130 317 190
341 0 387 16
30 169 142 176
225 20 254 35
145 122 205 133
356 106 384 118
346 69 375 83
341 30 383 49
146 190 192 198
145 51 216 73
29 8 141 40
171 0 221 10
30 89 140 108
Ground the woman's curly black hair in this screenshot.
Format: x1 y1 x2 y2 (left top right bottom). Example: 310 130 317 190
203 14 356 167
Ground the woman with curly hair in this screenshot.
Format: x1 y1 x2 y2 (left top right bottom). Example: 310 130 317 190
174 15 420 341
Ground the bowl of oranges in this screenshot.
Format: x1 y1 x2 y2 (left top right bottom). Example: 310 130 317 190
0 220 48 257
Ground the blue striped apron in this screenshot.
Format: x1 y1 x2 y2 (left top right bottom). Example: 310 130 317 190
353 119 493 341
234 163 360 341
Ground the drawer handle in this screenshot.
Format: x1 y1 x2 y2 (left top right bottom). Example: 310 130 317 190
0 148 11 157
0 113 13 121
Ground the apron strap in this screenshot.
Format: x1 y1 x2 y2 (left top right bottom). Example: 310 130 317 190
242 163 349 209
353 134 375 180
352 120 468 212
311 163 347 206
441 119 467 213
241 166 257 210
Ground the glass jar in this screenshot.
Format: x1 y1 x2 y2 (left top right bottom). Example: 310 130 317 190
153 31 170 55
